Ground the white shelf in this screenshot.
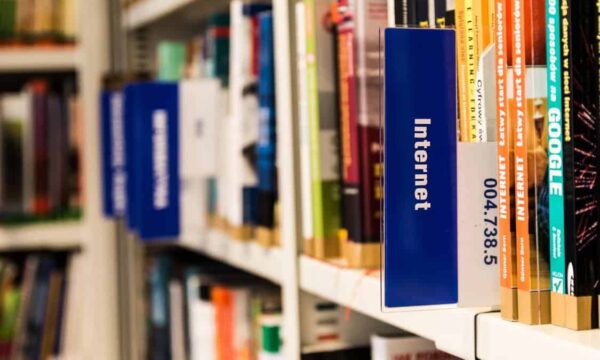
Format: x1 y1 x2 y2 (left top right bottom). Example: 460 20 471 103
177 229 282 284
299 255 482 359
0 47 79 72
122 0 196 30
300 255 600 360
0 221 83 251
477 313 600 360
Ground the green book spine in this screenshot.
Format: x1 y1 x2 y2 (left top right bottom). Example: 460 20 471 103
305 0 341 256
546 0 565 294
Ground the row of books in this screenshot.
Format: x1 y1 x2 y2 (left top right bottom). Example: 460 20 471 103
0 78 83 225
380 0 600 331
0 252 69 360
101 5 280 246
142 251 456 360
0 0 77 45
293 0 386 268
143 253 282 360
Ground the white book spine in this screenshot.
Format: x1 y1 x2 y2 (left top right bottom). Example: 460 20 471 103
295 1 314 243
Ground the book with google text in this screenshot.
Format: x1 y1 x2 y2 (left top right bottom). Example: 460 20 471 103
383 27 457 308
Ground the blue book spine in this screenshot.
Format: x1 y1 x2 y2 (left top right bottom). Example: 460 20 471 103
257 11 276 228
384 28 458 308
124 85 139 232
136 83 180 241
101 91 126 218
100 91 114 217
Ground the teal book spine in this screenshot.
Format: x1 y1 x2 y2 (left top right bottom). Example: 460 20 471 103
546 0 565 294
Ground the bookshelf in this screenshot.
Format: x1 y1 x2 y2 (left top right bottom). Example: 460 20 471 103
0 47 79 73
114 1 600 360
0 1 119 360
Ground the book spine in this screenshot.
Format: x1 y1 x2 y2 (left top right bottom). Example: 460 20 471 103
513 0 528 298
546 0 565 295
305 0 341 257
465 0 480 141
434 0 446 27
357 0 386 244
257 11 276 229
335 0 363 244
416 0 429 27
455 0 469 140
563 0 600 301
31 82 50 215
496 0 517 317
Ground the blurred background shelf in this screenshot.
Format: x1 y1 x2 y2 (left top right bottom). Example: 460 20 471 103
0 47 79 73
198 230 282 284
477 313 600 360
0 221 83 251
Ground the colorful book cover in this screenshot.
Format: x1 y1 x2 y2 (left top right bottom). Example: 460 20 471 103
384 28 457 307
495 0 517 320
256 11 277 229
560 0 600 329
305 0 342 258
512 0 549 324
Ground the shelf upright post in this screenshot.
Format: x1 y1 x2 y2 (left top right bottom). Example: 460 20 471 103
64 0 121 358
273 0 303 358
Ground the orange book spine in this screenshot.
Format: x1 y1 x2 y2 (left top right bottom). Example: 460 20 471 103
213 287 234 360
455 0 469 141
513 0 529 294
495 0 517 320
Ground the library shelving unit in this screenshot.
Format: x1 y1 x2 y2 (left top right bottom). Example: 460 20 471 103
0 2 120 360
117 1 600 360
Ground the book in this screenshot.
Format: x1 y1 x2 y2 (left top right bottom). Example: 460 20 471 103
305 0 342 258
0 93 28 215
545 0 565 324
355 0 386 263
101 86 126 218
168 280 186 360
256 11 277 234
157 41 187 81
148 255 171 360
124 82 180 240
495 0 517 320
555 0 600 330
512 0 549 324
384 28 457 308
30 80 50 215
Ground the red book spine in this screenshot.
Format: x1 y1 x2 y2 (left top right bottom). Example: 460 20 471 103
30 80 50 215
334 0 363 243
